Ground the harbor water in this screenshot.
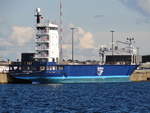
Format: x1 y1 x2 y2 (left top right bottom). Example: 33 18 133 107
0 82 150 113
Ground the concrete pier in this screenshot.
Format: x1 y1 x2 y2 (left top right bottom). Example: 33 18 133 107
130 70 150 82
0 72 31 84
0 73 9 84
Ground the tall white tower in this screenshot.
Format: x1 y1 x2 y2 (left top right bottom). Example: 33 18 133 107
34 8 59 62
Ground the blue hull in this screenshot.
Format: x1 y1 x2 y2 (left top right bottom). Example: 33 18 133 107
10 64 138 84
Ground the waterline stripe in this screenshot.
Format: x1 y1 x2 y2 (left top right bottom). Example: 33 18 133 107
16 75 129 80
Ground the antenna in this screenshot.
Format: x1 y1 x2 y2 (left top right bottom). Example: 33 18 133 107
70 27 78 63
110 30 115 56
59 0 63 63
35 8 42 24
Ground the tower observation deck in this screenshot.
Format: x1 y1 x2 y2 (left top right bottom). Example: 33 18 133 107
34 8 59 62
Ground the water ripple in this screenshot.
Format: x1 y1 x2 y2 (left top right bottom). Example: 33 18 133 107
0 82 150 113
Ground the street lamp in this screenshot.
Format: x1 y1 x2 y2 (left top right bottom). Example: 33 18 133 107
70 27 78 62
110 30 115 56
127 37 134 53
127 37 134 45
127 37 134 64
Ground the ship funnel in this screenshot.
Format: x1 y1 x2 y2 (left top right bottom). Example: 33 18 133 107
35 8 42 24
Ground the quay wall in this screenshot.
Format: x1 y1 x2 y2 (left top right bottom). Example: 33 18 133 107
0 73 9 84
0 73 31 84
130 70 150 81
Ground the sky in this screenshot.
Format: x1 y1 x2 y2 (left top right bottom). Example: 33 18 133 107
0 0 150 61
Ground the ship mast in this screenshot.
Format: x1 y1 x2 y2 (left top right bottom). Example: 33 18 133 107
35 8 42 24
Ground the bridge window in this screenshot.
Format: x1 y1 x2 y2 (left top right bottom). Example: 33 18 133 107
49 27 58 30
40 66 45 71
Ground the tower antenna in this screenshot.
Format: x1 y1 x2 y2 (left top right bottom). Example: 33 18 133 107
59 0 63 63
35 8 42 24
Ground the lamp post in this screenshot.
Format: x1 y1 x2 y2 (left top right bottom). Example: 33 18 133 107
70 27 78 62
136 47 140 64
110 30 115 56
127 37 134 64
127 37 134 54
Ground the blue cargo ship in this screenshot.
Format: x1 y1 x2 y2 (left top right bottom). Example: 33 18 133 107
9 62 138 83
9 8 138 83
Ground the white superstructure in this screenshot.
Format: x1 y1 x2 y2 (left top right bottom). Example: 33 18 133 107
99 38 139 64
34 8 59 62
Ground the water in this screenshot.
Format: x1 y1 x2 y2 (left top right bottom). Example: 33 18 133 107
0 82 150 113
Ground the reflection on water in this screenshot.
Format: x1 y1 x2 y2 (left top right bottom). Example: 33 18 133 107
0 82 150 113
48 84 63 88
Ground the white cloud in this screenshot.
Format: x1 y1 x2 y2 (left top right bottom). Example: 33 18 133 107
78 28 95 49
0 26 35 60
65 25 95 49
78 27 85 34
79 32 95 49
61 25 96 60
10 26 34 46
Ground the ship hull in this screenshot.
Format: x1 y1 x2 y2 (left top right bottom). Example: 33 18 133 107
9 64 138 84
15 76 130 84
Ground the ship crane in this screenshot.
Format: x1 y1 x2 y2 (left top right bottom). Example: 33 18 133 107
116 38 136 55
99 38 138 64
116 40 130 45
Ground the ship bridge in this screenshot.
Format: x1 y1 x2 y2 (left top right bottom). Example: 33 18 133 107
34 8 59 63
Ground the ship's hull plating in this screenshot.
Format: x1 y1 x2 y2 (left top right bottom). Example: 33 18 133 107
15 76 130 84
10 64 138 84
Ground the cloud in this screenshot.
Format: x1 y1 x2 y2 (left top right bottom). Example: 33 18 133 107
120 0 150 16
67 25 95 49
62 25 95 47
61 25 96 60
10 26 34 46
78 28 95 49
0 26 35 60
79 31 95 49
